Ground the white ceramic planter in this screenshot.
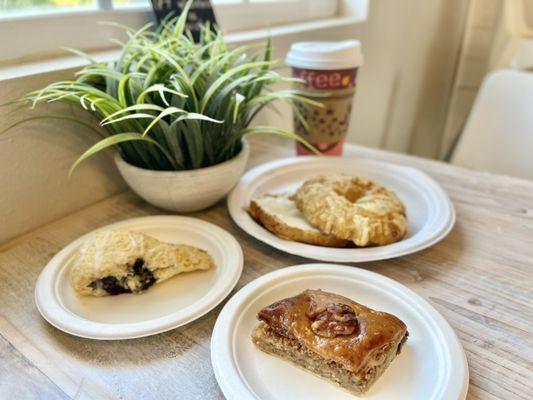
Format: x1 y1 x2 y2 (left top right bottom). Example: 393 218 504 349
115 141 249 212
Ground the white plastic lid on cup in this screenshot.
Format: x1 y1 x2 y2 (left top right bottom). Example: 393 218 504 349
285 40 363 70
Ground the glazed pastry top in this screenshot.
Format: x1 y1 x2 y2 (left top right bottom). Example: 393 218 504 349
257 289 407 373
292 175 408 246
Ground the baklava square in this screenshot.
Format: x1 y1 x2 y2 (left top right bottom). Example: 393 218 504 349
251 289 408 395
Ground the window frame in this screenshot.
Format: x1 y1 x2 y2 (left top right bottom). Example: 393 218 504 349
0 0 339 64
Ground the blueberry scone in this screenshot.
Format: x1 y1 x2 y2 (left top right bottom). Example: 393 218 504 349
70 229 214 296
248 194 351 248
251 289 408 395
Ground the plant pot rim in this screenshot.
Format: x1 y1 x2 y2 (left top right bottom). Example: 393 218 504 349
114 139 249 177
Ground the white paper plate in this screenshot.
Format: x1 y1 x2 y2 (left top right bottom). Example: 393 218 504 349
228 157 455 262
35 216 243 340
211 264 468 400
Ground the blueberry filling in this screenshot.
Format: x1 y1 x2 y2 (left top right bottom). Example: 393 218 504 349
133 258 144 274
89 258 156 295
99 276 131 295
133 258 157 291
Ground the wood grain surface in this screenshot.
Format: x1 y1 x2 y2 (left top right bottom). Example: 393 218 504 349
0 136 532 400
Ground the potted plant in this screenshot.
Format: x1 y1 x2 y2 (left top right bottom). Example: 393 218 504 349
16 2 319 212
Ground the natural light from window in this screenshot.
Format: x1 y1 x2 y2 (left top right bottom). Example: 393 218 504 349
2 0 97 13
0 0 285 15
1 0 158 15
0 0 345 63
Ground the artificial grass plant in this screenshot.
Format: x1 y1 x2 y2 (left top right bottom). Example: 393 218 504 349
13 1 319 175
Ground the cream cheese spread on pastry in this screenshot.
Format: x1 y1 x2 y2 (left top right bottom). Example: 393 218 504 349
70 229 214 296
248 194 351 248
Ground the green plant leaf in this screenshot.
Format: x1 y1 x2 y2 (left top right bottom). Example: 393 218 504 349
173 0 194 38
243 126 320 155
136 84 187 105
142 106 187 135
101 113 155 126
200 60 272 112
0 115 105 138
174 112 223 124
68 132 175 176
62 47 97 63
233 93 245 123
101 104 165 124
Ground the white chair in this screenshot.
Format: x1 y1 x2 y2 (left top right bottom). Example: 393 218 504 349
451 69 533 180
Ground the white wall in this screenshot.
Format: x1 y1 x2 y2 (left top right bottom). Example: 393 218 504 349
361 0 468 158
440 0 501 159
0 72 127 243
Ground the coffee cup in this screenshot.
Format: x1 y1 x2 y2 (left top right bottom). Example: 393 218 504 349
285 40 363 155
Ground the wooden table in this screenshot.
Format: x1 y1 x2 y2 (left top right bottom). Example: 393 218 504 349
1 136 532 400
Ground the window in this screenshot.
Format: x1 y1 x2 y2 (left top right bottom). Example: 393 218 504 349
1 0 148 15
2 0 96 14
0 0 339 64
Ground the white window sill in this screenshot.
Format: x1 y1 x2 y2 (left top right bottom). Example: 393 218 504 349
0 15 365 82
225 15 365 43
0 49 120 82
